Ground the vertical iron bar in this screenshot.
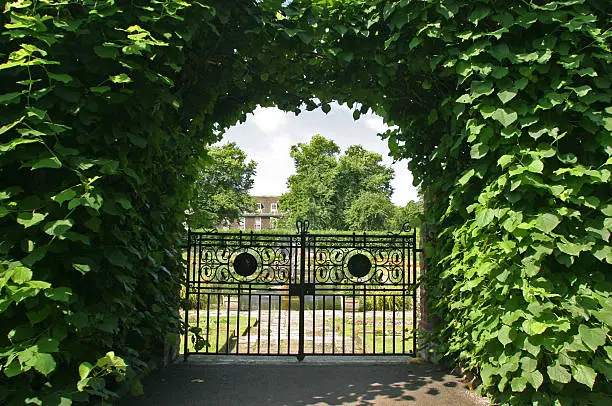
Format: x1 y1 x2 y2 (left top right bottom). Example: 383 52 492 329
225 292 230 354
322 295 326 354
342 296 346 354
205 292 211 354
402 234 407 354
195 236 202 351
258 294 262 354
362 285 366 354
247 285 252 354
373 295 376 354
332 295 336 354
352 286 355 355
413 228 418 354
183 230 191 361
277 293 281 355
236 285 241 354
393 297 396 354
216 293 220 353
298 222 306 360
383 294 386 354
268 294 272 354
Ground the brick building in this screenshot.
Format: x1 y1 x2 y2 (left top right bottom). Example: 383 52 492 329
231 196 283 230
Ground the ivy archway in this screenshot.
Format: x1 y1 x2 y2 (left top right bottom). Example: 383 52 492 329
1 1 609 405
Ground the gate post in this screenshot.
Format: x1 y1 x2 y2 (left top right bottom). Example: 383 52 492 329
418 192 435 361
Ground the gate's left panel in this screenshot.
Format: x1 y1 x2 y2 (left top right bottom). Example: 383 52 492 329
184 231 301 357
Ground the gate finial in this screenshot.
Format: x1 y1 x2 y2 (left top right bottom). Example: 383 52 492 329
296 218 310 234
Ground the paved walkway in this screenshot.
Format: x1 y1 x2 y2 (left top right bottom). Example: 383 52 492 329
120 357 489 405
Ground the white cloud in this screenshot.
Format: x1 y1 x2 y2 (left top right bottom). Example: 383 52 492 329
363 115 389 134
252 107 288 133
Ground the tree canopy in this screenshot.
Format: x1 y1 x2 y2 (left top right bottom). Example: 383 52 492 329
280 135 398 231
187 143 256 229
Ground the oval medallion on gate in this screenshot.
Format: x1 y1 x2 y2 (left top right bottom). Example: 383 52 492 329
347 253 371 278
233 252 258 277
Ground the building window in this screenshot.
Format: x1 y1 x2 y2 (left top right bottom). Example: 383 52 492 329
257 202 264 212
271 202 278 213
255 217 262 230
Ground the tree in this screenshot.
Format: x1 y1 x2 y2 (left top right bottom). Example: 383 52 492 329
389 200 424 231
345 191 396 231
280 135 340 229
188 143 256 229
280 135 395 230
334 145 394 229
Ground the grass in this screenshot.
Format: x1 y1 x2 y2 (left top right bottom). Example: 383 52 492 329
185 315 257 354
325 315 414 354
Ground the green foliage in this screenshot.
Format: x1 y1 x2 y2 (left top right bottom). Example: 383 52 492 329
280 135 397 230
188 143 256 229
389 200 424 230
275 0 611 403
1 0 610 404
0 0 282 403
345 191 395 231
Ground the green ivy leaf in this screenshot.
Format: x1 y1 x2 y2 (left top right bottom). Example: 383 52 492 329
498 325 514 346
525 370 543 390
79 362 93 380
548 362 571 383
491 108 518 127
32 157 62 170
48 72 73 83
0 92 23 104
457 169 475 185
534 213 561 233
37 337 60 353
572 363 597 389
11 266 32 284
110 73 132 83
52 189 77 205
475 208 496 227
33 353 56 376
526 157 544 173
497 89 517 104
43 219 74 236
578 325 606 352
510 376 528 392
470 143 489 159
17 212 47 228
470 80 494 99
502 212 523 232
522 319 548 335
45 287 72 303
73 263 91 275
523 337 540 356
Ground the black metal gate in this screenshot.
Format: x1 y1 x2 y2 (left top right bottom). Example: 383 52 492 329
183 220 420 360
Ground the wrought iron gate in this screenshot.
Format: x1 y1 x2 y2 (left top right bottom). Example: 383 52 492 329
183 220 420 360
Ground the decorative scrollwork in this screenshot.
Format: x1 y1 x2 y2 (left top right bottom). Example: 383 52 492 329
188 229 413 287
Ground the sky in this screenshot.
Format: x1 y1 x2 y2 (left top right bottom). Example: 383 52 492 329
217 102 420 206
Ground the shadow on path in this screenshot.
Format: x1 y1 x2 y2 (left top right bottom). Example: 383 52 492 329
119 360 488 405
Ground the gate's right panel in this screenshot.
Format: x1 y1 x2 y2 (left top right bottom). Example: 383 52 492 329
303 231 418 356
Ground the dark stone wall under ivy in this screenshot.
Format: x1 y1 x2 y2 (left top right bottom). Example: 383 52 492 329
1 1 610 405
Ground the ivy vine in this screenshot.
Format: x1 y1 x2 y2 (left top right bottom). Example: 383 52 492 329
0 1 610 405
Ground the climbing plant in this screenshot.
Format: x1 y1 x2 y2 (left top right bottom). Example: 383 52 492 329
1 0 610 405
276 1 611 404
